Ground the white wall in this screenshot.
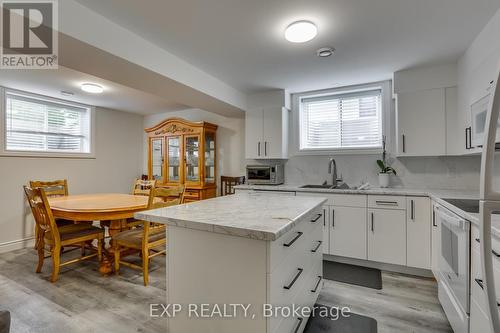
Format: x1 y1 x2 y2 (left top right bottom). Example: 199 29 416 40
0 107 144 253
143 109 246 193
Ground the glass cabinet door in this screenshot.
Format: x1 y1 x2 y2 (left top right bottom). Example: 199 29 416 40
151 138 164 182
204 132 215 184
184 135 200 183
167 136 181 183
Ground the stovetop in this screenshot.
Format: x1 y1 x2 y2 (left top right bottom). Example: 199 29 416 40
442 198 480 214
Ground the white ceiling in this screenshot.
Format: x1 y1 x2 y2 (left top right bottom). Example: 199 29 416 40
0 66 186 115
76 0 500 93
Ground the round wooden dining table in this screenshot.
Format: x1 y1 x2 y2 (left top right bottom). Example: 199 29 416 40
48 193 151 274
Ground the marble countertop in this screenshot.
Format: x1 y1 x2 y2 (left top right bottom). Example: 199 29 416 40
234 184 500 239
135 193 327 241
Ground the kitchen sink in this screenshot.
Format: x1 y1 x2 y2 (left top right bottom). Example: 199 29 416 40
300 183 351 190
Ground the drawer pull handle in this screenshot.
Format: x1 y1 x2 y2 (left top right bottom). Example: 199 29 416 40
371 212 374 232
293 317 303 333
332 209 335 228
284 268 304 290
311 276 322 293
311 241 322 253
475 238 500 257
410 199 415 220
310 213 322 223
283 232 303 247
475 279 500 306
375 200 398 206
323 208 326 226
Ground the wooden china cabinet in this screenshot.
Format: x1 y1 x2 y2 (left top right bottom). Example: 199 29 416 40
145 118 218 202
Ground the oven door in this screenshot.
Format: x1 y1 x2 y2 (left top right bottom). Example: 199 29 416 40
436 205 470 313
246 166 272 184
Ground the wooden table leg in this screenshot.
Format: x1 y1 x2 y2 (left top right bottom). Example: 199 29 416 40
99 219 128 275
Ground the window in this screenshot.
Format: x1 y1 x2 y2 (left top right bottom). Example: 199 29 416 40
299 89 382 151
2 90 93 156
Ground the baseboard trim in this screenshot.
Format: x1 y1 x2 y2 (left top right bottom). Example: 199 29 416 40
0 237 35 254
323 254 434 278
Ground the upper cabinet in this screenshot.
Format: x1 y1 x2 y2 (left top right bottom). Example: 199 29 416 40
396 88 446 156
394 64 457 157
145 118 218 202
245 107 289 159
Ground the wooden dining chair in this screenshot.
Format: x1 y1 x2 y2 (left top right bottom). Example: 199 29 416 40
220 176 245 196
23 186 104 283
113 185 185 286
29 179 75 248
131 179 157 196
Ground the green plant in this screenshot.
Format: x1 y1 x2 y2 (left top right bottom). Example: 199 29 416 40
377 159 397 175
377 136 397 175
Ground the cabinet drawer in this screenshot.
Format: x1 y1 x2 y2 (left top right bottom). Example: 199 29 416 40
269 207 322 273
297 192 366 208
471 246 500 317
368 195 406 210
470 297 493 333
184 189 200 199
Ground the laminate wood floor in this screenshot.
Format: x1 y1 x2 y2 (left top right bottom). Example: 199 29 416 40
0 249 452 333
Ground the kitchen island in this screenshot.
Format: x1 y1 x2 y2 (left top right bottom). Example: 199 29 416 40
135 192 327 333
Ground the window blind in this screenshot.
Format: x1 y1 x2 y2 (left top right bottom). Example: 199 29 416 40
5 92 91 153
299 90 382 150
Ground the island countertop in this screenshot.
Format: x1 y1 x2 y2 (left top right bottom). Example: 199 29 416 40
134 192 327 241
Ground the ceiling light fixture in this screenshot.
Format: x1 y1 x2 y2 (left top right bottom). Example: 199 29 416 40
81 83 104 94
285 20 317 43
316 47 335 58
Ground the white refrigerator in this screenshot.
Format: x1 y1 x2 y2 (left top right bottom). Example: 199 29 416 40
480 68 500 332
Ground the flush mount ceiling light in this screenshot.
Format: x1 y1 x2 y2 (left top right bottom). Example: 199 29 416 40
285 21 317 43
81 83 104 94
316 47 335 58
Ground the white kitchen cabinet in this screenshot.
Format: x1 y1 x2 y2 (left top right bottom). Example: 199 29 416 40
245 107 288 159
330 206 367 260
406 197 431 269
431 203 441 279
321 206 330 254
396 88 446 156
368 208 407 265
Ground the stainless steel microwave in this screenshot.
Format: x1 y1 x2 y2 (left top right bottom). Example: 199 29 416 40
246 165 284 185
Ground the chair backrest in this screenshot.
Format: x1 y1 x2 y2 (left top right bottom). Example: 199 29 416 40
221 176 245 196
23 186 59 243
29 179 68 197
132 179 157 196
147 185 185 209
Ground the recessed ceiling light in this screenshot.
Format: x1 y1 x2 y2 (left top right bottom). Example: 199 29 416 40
285 21 317 43
316 47 335 58
81 83 104 94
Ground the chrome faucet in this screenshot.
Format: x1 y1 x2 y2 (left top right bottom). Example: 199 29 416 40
328 158 338 188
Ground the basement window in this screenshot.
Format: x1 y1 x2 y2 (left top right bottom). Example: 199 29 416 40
299 89 383 152
1 89 94 157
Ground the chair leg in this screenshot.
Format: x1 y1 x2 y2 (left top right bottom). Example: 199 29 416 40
97 238 103 262
50 245 61 283
81 242 86 256
36 242 44 273
114 245 120 274
142 248 149 286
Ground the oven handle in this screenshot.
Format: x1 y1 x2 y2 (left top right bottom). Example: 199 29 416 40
435 206 465 230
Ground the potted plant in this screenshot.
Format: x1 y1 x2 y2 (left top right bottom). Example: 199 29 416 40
376 136 396 188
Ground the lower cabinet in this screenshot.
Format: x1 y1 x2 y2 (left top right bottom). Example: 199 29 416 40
367 208 407 265
330 206 367 260
406 197 431 269
431 203 441 278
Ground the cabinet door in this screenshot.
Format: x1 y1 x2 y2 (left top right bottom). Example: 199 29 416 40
245 108 263 159
431 204 441 279
368 209 406 265
322 206 330 254
150 138 164 182
263 107 287 159
167 136 181 184
397 88 446 156
204 131 216 185
184 135 201 185
406 197 431 269
330 206 367 260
